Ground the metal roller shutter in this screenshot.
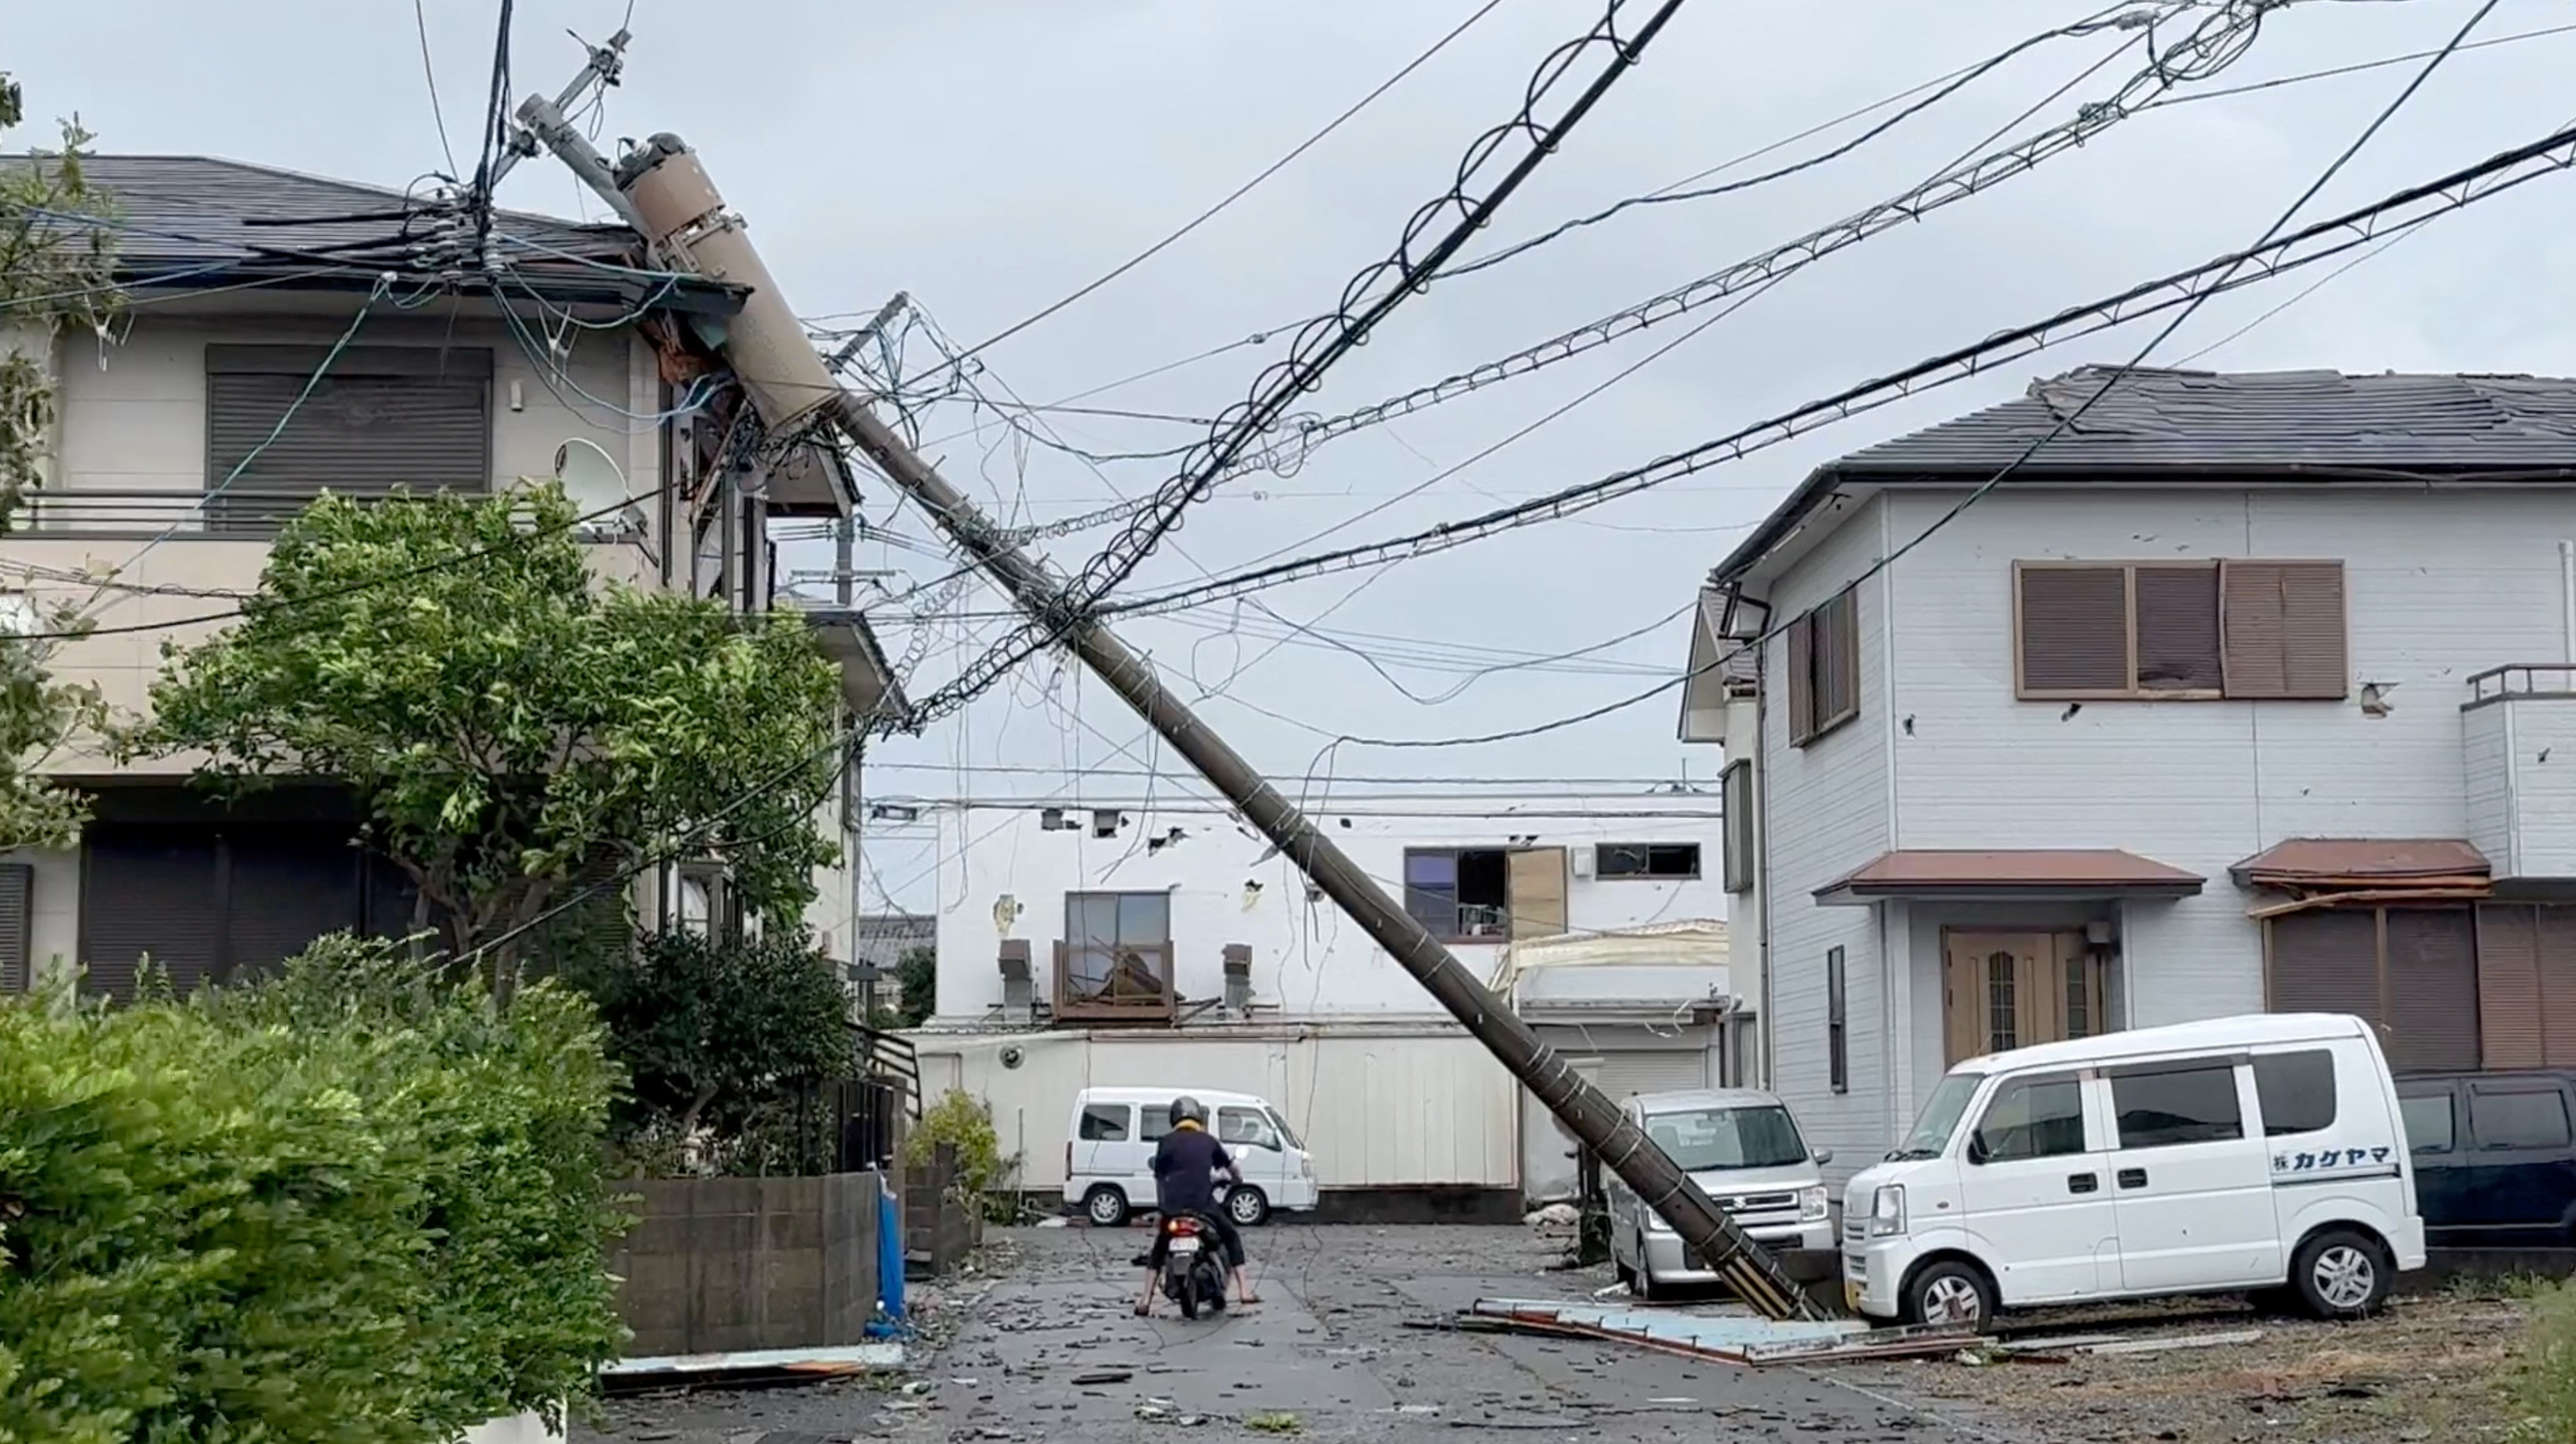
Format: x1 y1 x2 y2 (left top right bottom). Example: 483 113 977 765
204 344 492 531
81 827 220 1001
2268 908 2378 1018
2385 908 2479 1073
0 863 29 993
223 830 363 984
1591 1048 1712 1102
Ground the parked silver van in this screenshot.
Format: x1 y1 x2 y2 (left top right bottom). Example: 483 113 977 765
1605 1087 1834 1299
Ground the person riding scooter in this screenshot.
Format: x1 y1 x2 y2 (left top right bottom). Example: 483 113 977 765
1134 1095 1259 1316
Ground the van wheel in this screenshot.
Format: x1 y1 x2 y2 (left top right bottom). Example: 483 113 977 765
1225 1185 1271 1228
2292 1230 2388 1319
1901 1260 1996 1331
1084 1185 1130 1227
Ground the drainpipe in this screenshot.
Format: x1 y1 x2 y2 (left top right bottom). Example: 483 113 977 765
1755 643 1776 1092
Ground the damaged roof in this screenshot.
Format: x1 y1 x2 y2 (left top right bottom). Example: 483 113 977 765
1714 366 2576 584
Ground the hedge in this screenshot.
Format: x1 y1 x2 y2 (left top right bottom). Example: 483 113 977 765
0 936 631 1444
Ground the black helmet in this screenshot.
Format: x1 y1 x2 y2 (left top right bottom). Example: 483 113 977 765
1170 1095 1207 1128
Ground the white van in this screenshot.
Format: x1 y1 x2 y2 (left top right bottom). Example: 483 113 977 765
1605 1088 1835 1299
1063 1087 1320 1228
1842 1013 2426 1329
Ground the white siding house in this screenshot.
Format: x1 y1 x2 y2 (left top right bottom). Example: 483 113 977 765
908 792 1739 1206
1684 367 2576 1183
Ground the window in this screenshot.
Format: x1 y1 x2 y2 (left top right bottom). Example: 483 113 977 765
1596 842 1701 879
1826 945 1848 1095
1079 1104 1132 1142
2110 1061 2244 1150
1641 1105 1809 1171
1140 1107 1175 1142
1063 892 1174 1003
2268 906 2479 1074
2471 1088 2573 1150
1403 848 1511 940
2013 559 2347 701
1785 587 1859 746
1972 1077 2086 1163
1219 1105 1281 1151
2252 1050 2338 1137
2399 1093 2456 1153
204 344 493 531
1720 761 1754 894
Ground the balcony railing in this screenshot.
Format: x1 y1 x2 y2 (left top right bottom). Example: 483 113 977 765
13 488 649 543
1052 939 1178 1025
2465 664 2576 707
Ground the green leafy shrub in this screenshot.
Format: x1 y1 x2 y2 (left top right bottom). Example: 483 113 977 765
0 934 629 1443
905 1088 1022 1219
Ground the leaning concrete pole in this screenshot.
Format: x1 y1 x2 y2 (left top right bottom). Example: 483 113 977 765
563 126 1817 1322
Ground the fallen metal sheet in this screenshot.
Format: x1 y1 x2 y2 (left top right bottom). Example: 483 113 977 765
2076 1328 2264 1356
1736 1326 1984 1365
601 1342 905 1393
1465 1299 1902 1365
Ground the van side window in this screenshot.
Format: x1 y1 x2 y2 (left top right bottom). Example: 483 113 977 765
1971 1077 2086 1163
1079 1105 1131 1142
1220 1106 1280 1150
2399 1093 2455 1153
2110 1063 2244 1150
2471 1089 2573 1150
2251 1050 2337 1137
1140 1108 1175 1143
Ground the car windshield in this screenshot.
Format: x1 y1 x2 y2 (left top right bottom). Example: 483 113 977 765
1890 1073 1984 1160
1641 1105 1808 1171
1266 1109 1304 1151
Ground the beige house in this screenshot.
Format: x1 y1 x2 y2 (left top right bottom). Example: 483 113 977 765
0 154 901 996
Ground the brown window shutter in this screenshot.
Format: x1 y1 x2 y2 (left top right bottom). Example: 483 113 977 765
2479 904 2545 1069
2133 564 2222 691
2384 906 2479 1073
2267 908 2380 1019
1828 590 1860 723
1785 613 1816 743
2541 906 2576 1065
0 863 28 993
2223 560 2349 700
2018 565 2130 693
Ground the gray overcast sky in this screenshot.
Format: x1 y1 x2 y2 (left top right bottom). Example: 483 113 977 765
14 0 2576 910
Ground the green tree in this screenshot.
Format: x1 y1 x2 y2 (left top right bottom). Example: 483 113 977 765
570 925 853 1145
0 75 118 853
893 942 936 1027
127 484 847 973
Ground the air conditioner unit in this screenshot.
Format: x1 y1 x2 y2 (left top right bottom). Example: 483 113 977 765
1570 845 1596 879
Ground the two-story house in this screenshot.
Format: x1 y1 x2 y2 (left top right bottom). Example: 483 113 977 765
1681 365 2576 1180
904 789 1746 1212
0 154 900 997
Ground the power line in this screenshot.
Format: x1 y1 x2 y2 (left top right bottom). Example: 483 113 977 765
945 0 1511 367
1095 112 2576 621
412 0 463 179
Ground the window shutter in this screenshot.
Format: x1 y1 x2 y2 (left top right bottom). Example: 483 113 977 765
222 831 364 985
2018 565 2129 693
1506 847 1569 940
1721 760 1755 893
2132 564 2222 691
2541 906 2576 1066
2480 904 2545 1070
81 828 221 1001
205 344 494 530
1826 590 1860 724
2385 906 2479 1073
0 863 29 993
2222 560 2347 700
2267 908 2379 1018
1785 613 1816 743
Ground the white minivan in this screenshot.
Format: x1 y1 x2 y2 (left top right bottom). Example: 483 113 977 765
1605 1088 1835 1299
1843 1013 2426 1329
1063 1086 1320 1228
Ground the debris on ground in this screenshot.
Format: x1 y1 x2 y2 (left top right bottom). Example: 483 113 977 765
1522 1203 1580 1228
599 1342 905 1393
1454 1297 1974 1365
1243 1411 1303 1434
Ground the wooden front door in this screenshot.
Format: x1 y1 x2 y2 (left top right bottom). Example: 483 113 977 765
1943 930 2107 1066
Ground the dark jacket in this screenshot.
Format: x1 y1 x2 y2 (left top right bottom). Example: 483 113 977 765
1152 1123 1234 1217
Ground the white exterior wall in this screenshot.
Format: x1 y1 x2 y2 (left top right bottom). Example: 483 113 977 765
1755 496 1899 1180
2465 693 2576 879
1753 483 2576 1178
910 1025 1518 1192
928 795 1728 1020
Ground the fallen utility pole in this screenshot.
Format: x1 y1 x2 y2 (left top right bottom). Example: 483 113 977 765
521 118 1817 1322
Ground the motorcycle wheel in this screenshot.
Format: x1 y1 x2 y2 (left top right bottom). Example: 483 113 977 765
1178 1276 1200 1320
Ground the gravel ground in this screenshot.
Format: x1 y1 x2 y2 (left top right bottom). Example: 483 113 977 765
1833 1290 2534 1443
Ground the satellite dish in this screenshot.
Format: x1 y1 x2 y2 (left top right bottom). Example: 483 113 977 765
552 437 629 513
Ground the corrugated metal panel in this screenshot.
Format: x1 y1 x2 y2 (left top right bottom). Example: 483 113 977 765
2017 565 2127 692
1592 1048 1710 1100
0 863 29 993
2479 904 2545 1070
1288 1032 1515 1188
2386 907 2479 1073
